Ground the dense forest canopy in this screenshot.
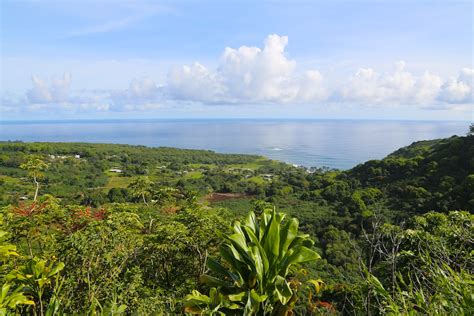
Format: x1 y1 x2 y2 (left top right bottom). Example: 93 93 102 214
1 133 473 315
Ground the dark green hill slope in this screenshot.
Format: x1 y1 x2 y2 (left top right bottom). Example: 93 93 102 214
347 135 474 214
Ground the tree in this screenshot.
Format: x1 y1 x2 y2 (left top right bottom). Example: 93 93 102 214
468 123 474 136
128 176 154 205
184 208 321 315
20 156 48 202
353 211 474 315
59 211 143 313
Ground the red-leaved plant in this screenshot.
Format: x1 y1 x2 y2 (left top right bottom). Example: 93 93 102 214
12 202 47 217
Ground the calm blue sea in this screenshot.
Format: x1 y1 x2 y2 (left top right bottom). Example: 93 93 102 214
0 119 469 170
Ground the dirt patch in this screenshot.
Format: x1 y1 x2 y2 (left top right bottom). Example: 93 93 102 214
204 192 252 202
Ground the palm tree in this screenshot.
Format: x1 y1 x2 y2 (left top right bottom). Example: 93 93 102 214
128 176 154 205
20 155 48 201
184 208 321 315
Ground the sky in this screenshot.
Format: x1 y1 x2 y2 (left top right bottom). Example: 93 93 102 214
1 0 473 121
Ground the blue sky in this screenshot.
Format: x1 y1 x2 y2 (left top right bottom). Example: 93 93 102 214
1 0 472 120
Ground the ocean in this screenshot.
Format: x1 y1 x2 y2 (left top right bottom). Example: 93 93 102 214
0 119 469 170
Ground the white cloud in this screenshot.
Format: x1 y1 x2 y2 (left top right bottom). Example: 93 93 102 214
26 73 72 104
340 67 385 104
339 62 442 105
438 68 473 103
167 63 223 103
167 34 326 104
4 35 473 115
384 61 417 101
337 62 472 109
296 70 327 102
110 78 163 111
414 72 443 104
18 73 109 113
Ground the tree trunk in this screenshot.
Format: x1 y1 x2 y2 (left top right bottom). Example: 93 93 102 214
34 175 39 201
142 193 148 205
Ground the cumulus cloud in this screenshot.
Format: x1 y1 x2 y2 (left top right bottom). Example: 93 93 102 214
4 34 473 115
168 63 223 103
413 71 443 104
338 62 473 108
110 78 163 111
26 73 72 104
19 73 109 113
339 62 442 105
296 70 327 102
167 34 327 104
16 75 162 113
164 32 468 109
438 68 473 104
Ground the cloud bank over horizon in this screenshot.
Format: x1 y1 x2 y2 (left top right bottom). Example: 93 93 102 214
2 35 473 116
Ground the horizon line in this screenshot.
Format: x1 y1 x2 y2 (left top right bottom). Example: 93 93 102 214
0 117 472 124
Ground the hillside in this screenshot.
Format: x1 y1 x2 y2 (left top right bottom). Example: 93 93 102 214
348 135 474 214
0 135 472 315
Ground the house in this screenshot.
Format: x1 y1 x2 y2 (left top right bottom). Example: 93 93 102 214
262 174 274 180
109 168 123 173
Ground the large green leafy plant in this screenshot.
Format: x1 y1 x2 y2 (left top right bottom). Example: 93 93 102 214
7 258 65 316
184 208 321 315
0 214 35 315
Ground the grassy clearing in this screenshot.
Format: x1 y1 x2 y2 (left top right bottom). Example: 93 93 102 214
105 170 124 177
211 198 255 218
227 158 269 170
104 176 134 189
184 171 204 179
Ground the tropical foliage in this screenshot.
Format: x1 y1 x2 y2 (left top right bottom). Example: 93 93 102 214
0 131 472 314
185 208 320 315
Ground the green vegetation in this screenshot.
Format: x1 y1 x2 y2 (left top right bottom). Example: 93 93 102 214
0 133 473 314
185 208 320 315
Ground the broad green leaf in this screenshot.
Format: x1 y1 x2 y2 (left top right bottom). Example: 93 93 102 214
244 211 258 237
274 276 293 305
279 218 299 257
184 290 212 305
243 226 269 272
200 274 232 288
47 262 65 278
281 246 320 275
207 258 241 283
263 209 281 261
228 292 246 302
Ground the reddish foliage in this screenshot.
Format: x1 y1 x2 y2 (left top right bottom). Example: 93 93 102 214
72 207 91 219
92 208 107 220
71 207 108 221
317 301 334 309
12 202 47 217
68 207 108 233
